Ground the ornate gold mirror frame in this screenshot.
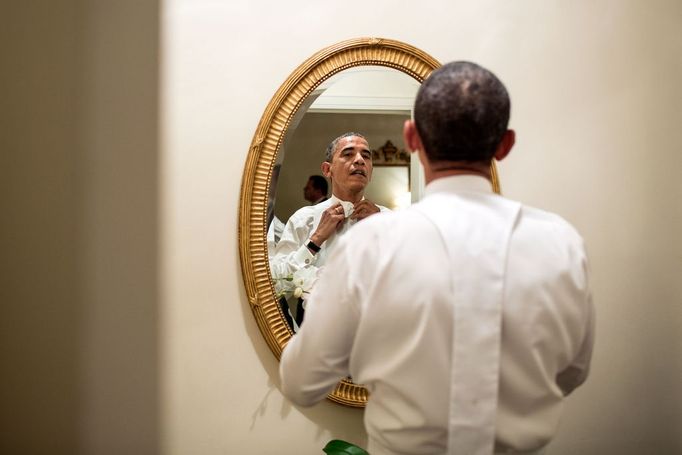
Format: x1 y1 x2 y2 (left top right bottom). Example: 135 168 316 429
239 37 500 407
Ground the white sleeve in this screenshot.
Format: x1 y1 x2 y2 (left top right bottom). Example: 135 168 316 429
557 245 596 396
269 214 318 278
557 289 595 396
279 236 359 406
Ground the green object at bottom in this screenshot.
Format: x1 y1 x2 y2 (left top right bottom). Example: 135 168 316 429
323 439 369 455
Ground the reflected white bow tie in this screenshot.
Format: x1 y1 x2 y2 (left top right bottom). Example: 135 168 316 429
338 200 355 218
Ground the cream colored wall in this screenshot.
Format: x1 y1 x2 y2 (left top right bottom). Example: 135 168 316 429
163 1 681 454
3 1 160 454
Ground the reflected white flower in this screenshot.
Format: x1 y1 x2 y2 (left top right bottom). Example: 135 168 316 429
272 264 320 301
292 266 319 300
293 287 303 299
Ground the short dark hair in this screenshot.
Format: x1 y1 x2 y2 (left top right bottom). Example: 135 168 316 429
308 175 328 196
414 61 510 164
324 132 367 162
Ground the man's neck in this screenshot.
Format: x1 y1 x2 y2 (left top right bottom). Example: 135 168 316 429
332 189 364 204
424 161 491 185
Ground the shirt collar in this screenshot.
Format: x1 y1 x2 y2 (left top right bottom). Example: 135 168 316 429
329 193 364 218
424 174 494 197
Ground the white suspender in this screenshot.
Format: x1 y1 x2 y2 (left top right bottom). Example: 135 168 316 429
417 193 520 455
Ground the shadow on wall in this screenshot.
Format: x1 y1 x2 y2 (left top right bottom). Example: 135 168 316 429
237 262 368 449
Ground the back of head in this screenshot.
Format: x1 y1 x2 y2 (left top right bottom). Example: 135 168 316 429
309 174 328 196
414 61 510 164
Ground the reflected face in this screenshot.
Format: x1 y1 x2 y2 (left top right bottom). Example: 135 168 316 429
323 136 373 194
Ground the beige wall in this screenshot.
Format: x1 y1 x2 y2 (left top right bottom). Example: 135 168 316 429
3 0 681 454
2 1 160 454
1 3 82 452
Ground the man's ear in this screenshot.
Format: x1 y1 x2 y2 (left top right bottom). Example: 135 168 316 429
494 129 515 162
403 120 424 154
404 119 433 176
321 161 332 178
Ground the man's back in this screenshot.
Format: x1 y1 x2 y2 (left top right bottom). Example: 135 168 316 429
281 175 594 454
281 61 595 455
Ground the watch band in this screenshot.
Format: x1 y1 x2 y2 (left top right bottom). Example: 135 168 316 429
306 240 321 253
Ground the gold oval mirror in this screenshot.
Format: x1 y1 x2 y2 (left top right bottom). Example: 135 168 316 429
239 37 500 407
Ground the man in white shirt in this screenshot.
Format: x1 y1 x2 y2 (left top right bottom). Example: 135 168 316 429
269 132 387 279
280 62 595 455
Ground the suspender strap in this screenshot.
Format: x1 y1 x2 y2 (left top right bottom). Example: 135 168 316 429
417 193 521 455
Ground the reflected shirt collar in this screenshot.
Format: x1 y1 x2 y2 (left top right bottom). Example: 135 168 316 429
329 193 363 218
424 175 493 196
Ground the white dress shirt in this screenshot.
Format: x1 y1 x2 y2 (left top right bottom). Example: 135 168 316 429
280 175 595 455
269 194 387 279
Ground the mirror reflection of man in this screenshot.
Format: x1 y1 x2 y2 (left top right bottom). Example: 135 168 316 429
280 62 595 455
303 175 328 205
270 132 388 279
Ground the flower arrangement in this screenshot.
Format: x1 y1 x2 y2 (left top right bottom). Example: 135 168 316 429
273 265 321 305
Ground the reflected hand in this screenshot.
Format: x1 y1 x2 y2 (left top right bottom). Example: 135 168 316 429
310 203 346 246
351 200 380 221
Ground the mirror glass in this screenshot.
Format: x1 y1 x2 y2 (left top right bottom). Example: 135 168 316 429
267 66 421 331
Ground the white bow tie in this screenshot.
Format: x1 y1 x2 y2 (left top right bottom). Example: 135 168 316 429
338 200 355 218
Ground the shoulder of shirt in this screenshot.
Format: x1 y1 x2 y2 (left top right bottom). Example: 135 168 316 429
332 210 403 260
343 205 425 237
519 203 583 241
286 199 332 223
344 197 586 248
419 192 586 247
512 202 590 265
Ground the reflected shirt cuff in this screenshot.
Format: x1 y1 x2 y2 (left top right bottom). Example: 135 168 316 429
292 244 316 267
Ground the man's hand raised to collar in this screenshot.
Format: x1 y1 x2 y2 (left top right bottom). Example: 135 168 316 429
310 203 346 246
350 200 380 221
